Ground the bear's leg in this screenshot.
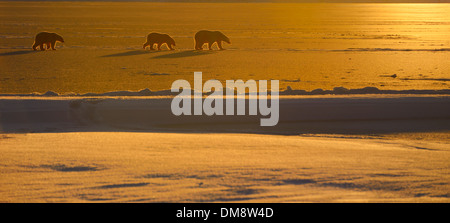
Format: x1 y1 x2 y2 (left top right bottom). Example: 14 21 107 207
149 43 155 50
40 44 45 51
32 43 38 51
161 43 168 50
195 41 203 50
166 43 172 50
208 42 214 50
50 41 56 50
217 41 224 50
157 44 161 51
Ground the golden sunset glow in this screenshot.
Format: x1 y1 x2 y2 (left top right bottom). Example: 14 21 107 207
0 1 449 203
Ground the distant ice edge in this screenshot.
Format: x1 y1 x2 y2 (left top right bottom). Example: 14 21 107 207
1 86 449 97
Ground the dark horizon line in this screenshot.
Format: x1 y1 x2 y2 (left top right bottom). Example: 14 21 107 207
2 0 450 3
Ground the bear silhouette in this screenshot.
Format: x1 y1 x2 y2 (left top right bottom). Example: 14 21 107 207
194 30 230 50
143 33 176 50
32 32 64 51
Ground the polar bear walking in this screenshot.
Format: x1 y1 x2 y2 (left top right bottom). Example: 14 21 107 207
143 33 176 50
32 32 64 51
194 30 230 50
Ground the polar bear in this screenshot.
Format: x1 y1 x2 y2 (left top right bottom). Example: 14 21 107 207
194 30 230 50
143 33 176 50
32 32 64 51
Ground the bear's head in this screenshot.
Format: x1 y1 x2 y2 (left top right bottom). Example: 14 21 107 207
218 32 230 44
169 37 176 48
223 36 230 44
56 35 64 43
